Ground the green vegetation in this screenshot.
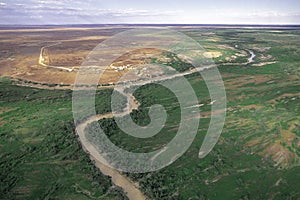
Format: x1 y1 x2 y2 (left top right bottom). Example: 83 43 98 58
1 28 300 199
157 52 194 72
87 29 300 199
0 78 127 199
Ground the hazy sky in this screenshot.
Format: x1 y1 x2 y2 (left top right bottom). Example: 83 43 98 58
0 0 300 24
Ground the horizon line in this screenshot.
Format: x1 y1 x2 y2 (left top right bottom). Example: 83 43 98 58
1 23 300 27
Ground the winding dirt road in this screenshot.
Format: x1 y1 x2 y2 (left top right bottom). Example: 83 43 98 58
38 42 75 72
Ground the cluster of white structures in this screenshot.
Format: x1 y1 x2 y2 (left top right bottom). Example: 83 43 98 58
110 64 133 72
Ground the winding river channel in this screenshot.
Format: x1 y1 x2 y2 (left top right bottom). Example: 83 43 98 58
74 50 255 200
75 66 213 200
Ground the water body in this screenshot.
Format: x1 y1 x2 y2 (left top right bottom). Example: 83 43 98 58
248 50 256 63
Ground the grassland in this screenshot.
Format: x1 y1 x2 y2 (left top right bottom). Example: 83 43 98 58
0 26 300 199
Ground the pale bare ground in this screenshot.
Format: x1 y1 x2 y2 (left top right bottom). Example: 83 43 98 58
203 51 222 58
244 124 300 168
1 47 168 86
263 143 299 168
252 61 277 67
58 36 110 42
38 42 76 72
0 29 258 89
0 27 122 85
240 104 264 110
